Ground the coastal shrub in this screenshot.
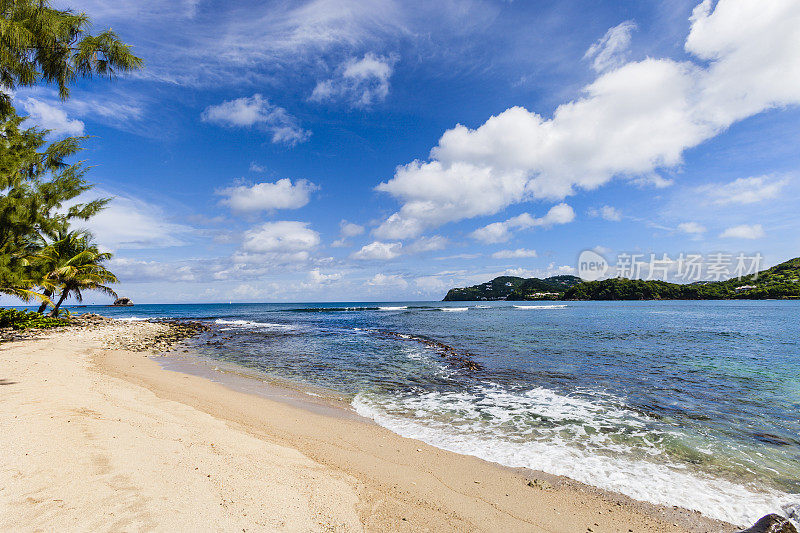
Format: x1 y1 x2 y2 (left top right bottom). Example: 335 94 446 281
0 309 68 330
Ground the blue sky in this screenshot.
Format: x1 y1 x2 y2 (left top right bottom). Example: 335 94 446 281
5 0 800 303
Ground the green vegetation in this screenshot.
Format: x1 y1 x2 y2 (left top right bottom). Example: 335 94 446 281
0 1 141 314
33 230 118 316
443 258 800 301
0 308 67 329
443 275 582 301
563 257 800 300
507 275 583 300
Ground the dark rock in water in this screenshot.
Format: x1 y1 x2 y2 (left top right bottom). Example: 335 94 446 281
737 514 798 533
112 297 134 307
753 432 796 446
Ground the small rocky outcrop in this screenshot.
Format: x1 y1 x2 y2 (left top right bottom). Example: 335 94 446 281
112 297 134 307
102 320 210 353
72 313 113 326
737 514 798 533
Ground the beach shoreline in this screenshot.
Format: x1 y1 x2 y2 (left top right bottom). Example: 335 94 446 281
1 321 736 532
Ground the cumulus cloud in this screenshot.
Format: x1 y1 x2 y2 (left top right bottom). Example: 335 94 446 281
218 179 318 213
15 87 145 136
217 223 324 280
719 223 765 239
406 235 448 253
69 192 193 250
352 241 402 260
340 220 366 238
242 220 320 258
700 175 789 205
308 268 342 285
310 53 395 107
374 1 800 239
588 205 622 221
19 97 84 136
106 258 198 283
332 220 366 247
470 203 575 243
584 20 637 73
677 221 707 234
491 248 538 259
201 94 310 145
367 272 407 288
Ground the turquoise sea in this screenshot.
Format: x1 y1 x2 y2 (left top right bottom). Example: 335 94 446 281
94 300 799 526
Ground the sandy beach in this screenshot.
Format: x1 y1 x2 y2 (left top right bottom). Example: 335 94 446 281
0 321 735 532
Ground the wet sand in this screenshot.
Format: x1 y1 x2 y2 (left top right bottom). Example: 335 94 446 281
0 321 735 532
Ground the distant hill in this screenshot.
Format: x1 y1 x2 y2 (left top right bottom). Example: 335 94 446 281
563 257 800 300
442 275 582 301
441 257 800 301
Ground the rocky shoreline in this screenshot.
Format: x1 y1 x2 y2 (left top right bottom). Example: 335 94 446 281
1 312 209 353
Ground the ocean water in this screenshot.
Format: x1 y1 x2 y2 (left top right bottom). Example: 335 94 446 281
97 300 800 526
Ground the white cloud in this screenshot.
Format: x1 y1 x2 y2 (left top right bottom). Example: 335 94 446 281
218 179 318 213
719 224 765 240
492 248 538 259
308 268 342 285
78 0 497 89
340 220 365 238
413 275 450 293
19 97 84 136
700 175 789 205
310 53 395 107
435 253 482 261
352 241 402 260
588 205 622 221
15 88 144 135
249 162 266 172
242 221 321 254
220 222 324 277
367 273 407 288
470 203 575 243
106 258 198 283
201 94 310 145
331 220 366 247
677 221 707 234
406 235 448 253
374 0 800 239
72 192 192 250
584 20 637 73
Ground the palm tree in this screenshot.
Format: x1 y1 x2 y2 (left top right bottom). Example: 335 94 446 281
33 230 118 316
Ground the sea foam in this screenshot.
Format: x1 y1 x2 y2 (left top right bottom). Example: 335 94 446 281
213 318 298 332
513 304 568 309
352 387 791 527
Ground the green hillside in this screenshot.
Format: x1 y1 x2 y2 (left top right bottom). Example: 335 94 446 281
442 275 582 301
563 257 800 300
441 257 800 301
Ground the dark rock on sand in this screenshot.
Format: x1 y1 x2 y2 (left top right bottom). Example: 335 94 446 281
737 514 798 533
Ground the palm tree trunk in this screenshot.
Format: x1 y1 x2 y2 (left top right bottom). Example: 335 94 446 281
37 289 53 314
49 289 69 317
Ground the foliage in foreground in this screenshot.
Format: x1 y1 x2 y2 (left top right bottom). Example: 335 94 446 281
0 0 141 306
0 308 68 329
